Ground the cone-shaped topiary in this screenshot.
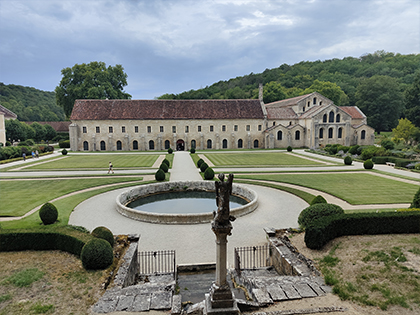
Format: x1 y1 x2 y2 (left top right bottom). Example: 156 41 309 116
410 187 420 208
162 158 170 167
298 203 344 230
168 148 173 154
200 162 208 172
197 158 204 167
155 169 165 181
81 238 114 270
190 147 196 154
310 195 327 205
287 146 293 152
344 156 352 165
204 167 215 180
363 159 374 169
159 162 169 173
91 226 114 247
39 202 58 225
62 149 68 155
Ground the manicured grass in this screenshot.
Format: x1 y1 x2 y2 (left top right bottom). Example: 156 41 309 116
236 173 419 205
0 177 143 217
21 154 159 170
204 152 327 166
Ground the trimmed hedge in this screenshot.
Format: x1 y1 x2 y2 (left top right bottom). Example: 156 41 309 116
162 158 170 167
91 226 114 247
0 232 85 257
197 158 204 167
287 146 293 152
363 159 374 169
372 156 414 167
155 169 165 181
81 238 114 270
310 195 327 205
304 211 420 249
411 187 420 208
159 162 169 173
344 156 352 165
298 203 344 229
200 162 209 172
39 203 58 225
204 167 215 180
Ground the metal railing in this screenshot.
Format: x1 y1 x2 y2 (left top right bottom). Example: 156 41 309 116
138 250 176 278
234 245 271 275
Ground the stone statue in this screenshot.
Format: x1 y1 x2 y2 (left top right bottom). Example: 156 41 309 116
213 173 236 226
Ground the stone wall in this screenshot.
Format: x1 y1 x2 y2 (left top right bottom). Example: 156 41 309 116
112 234 140 289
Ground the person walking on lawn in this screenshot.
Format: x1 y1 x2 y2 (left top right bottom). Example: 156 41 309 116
108 161 114 174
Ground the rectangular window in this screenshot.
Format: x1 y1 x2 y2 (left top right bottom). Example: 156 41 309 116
258 125 262 131
246 125 250 131
160 126 164 132
210 126 214 132
147 126 151 133
134 126 139 133
313 97 317 105
185 126 189 133
109 126 113 133
82 126 87 133
198 126 202 132
172 126 176 133
96 126 100 133
234 125 238 132
222 125 226 132
122 126 126 133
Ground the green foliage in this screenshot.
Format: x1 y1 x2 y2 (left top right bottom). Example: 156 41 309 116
298 203 344 229
2 268 44 287
204 167 215 180
91 226 114 247
55 62 131 118
159 162 169 173
363 159 374 169
344 156 352 165
162 158 170 167
190 147 196 153
30 122 46 142
410 187 420 208
39 202 58 225
61 148 68 155
348 145 361 155
304 211 420 249
30 302 55 314
302 79 349 106
380 139 395 150
200 162 209 172
404 71 420 127
263 81 287 103
59 140 70 148
310 195 327 205
392 118 418 143
168 148 173 154
197 158 204 167
155 169 165 181
287 146 292 152
80 238 114 270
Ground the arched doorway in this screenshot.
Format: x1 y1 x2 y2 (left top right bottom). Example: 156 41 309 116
176 139 185 151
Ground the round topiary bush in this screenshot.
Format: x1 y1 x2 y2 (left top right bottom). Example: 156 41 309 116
298 203 344 230
190 147 196 154
310 195 327 205
344 156 352 165
159 162 169 173
200 162 208 172
39 202 58 225
81 238 114 270
91 226 114 247
168 148 173 154
204 167 215 180
410 187 420 208
162 158 170 167
155 169 165 181
197 158 204 167
287 146 293 152
62 148 68 155
363 159 374 169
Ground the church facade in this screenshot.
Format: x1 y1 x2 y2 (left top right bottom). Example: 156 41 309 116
69 91 374 152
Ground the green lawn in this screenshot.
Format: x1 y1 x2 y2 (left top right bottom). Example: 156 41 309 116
21 154 159 170
236 173 419 205
204 152 328 166
0 177 143 217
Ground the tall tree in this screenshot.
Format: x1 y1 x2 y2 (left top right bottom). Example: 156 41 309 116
55 62 131 118
392 118 418 143
5 119 26 142
355 75 403 132
263 81 287 103
404 72 420 127
302 80 349 106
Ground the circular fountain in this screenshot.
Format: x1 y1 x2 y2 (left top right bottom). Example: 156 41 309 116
115 181 258 224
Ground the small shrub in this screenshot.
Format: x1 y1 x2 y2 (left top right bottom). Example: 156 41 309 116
162 158 170 167
204 167 215 180
168 148 173 154
159 162 169 173
411 187 420 208
197 158 204 167
287 146 293 152
344 156 352 165
91 226 114 247
348 145 360 155
59 140 70 148
61 148 68 155
363 159 374 169
81 239 114 270
298 203 344 230
310 195 327 205
190 147 196 154
39 203 58 225
155 169 165 181
200 162 209 172
380 139 395 150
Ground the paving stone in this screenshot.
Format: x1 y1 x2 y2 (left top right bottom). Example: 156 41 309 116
252 288 273 305
307 282 326 296
171 295 182 314
130 294 151 312
115 295 134 311
150 291 172 310
321 285 332 293
91 297 118 313
266 285 288 301
294 283 317 298
281 284 301 300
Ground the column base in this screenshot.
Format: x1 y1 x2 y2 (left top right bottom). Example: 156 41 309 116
204 293 240 315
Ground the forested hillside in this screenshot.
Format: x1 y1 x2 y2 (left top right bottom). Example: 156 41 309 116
158 51 420 131
0 83 65 121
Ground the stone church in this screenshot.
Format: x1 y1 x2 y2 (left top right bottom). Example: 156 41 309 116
69 90 374 152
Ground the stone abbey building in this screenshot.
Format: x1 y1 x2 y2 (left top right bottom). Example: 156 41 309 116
69 91 374 152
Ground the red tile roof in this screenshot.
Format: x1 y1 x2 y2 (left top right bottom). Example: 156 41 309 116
70 99 264 120
340 106 365 119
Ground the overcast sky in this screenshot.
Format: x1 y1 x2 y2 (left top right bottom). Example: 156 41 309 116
1 0 419 100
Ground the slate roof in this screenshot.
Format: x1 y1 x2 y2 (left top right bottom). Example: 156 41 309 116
266 107 298 119
0 104 17 119
340 106 366 119
70 99 264 120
